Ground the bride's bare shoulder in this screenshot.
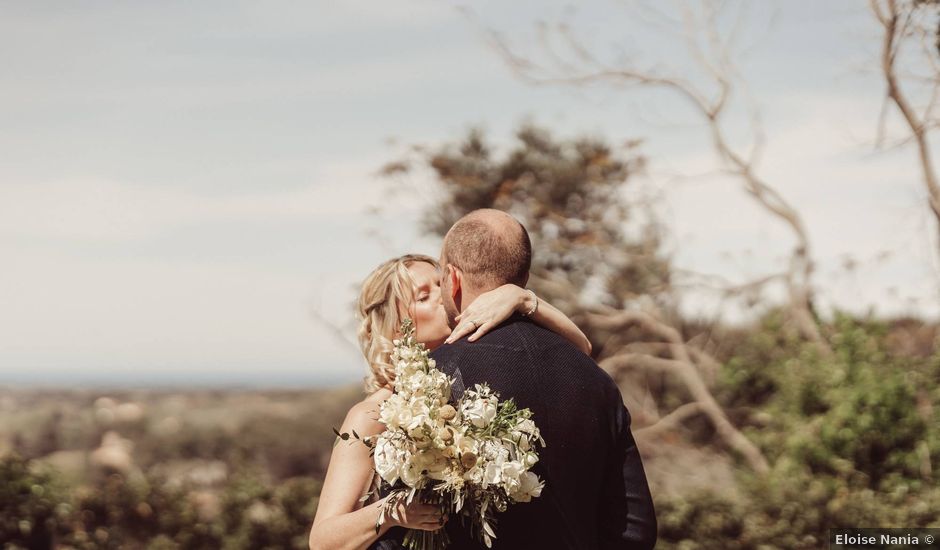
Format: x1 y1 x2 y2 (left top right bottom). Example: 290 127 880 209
341 388 391 436
363 386 392 405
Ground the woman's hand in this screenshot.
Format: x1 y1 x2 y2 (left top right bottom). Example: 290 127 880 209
382 496 447 531
444 283 592 355
445 284 528 344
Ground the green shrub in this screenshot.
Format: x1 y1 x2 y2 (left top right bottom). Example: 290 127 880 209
0 454 70 549
657 311 940 548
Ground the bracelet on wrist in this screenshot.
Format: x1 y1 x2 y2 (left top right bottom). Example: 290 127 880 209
522 289 539 317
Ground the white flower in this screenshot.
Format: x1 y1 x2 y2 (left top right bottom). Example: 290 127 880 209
380 393 433 432
523 451 539 468
425 452 450 481
509 471 544 503
463 464 484 483
462 396 498 428
379 394 403 429
496 462 519 494
426 371 452 399
373 437 405 485
501 460 525 483
379 394 412 431
400 455 424 488
453 430 480 457
482 461 501 488
511 418 542 451
480 439 508 463
444 469 466 492
515 419 538 439
400 371 428 394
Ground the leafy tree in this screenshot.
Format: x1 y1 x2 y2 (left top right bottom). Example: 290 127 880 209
391 124 670 315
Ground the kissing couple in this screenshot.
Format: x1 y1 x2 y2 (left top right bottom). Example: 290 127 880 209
309 209 657 550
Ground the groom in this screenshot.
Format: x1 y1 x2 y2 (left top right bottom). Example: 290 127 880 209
431 209 657 550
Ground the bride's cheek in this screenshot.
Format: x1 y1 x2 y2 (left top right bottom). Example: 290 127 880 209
418 303 433 323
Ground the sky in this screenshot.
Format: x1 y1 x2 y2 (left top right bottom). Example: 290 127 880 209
1 1 938 387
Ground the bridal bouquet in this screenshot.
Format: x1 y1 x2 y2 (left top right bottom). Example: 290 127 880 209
344 319 545 550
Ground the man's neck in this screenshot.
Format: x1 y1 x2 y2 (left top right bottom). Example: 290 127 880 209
458 286 492 315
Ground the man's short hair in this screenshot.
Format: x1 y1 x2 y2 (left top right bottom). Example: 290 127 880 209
442 210 532 289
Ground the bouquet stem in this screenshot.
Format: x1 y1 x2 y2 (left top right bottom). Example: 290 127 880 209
402 527 449 550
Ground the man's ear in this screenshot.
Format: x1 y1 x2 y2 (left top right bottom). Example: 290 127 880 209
446 264 462 299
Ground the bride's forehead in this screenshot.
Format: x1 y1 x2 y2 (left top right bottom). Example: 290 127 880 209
407 262 440 284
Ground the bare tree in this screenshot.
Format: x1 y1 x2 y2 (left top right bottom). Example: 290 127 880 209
483 1 831 357
870 0 940 265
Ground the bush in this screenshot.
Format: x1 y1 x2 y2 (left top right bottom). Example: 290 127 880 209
656 311 940 549
218 471 320 549
0 454 322 550
0 454 70 549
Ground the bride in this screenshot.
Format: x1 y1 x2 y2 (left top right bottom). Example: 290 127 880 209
308 254 591 550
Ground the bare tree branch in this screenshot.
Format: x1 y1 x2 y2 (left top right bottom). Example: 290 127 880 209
486 1 831 355
637 401 706 438
871 0 940 262
599 349 769 473
590 309 770 473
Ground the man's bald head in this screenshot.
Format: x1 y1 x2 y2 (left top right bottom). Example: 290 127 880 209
441 209 531 290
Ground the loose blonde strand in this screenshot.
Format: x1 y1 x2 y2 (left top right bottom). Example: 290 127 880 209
355 254 438 393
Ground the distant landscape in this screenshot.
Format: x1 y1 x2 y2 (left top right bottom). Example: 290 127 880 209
4 309 939 549
0 381 730 549
1 385 362 549
0 368 361 390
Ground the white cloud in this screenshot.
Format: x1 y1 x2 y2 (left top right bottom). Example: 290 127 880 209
0 161 393 243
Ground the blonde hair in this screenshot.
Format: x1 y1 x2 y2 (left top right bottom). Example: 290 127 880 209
357 254 439 393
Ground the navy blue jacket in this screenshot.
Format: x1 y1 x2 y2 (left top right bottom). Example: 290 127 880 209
427 317 657 550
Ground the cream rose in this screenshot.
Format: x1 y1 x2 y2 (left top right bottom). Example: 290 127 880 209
462 396 498 428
